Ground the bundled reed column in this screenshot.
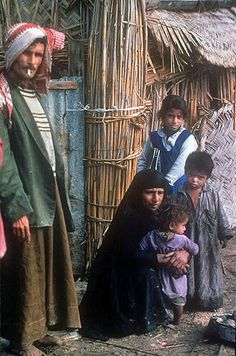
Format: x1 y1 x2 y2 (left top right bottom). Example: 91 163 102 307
85 0 147 268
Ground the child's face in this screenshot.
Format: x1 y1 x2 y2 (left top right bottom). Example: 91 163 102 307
186 169 208 190
162 108 184 132
169 219 188 235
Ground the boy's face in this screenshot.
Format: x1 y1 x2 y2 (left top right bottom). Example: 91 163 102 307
162 108 184 132
169 219 188 235
186 169 208 190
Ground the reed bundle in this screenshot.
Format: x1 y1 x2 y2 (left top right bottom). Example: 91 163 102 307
85 0 147 268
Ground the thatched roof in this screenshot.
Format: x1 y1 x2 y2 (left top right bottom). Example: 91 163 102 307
145 0 235 11
147 7 236 68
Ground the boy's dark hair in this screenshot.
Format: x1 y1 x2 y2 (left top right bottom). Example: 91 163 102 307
185 151 214 178
159 95 188 120
157 203 189 232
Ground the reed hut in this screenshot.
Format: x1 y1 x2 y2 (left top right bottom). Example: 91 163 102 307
1 1 235 269
145 4 236 227
84 1 236 266
146 5 236 128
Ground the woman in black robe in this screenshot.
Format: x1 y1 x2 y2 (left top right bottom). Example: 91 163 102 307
80 170 189 340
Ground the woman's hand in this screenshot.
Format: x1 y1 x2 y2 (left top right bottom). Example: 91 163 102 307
12 216 31 242
157 252 175 264
167 250 190 276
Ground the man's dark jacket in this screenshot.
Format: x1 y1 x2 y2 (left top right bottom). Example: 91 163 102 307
0 84 74 231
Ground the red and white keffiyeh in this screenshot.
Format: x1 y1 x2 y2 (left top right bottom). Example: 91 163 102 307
0 72 13 118
0 22 65 120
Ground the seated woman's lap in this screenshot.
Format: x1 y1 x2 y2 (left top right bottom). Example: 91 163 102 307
80 261 168 337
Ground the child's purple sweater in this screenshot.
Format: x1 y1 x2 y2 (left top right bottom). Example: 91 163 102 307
139 230 199 300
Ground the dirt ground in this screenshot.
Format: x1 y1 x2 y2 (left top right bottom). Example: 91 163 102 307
1 235 235 355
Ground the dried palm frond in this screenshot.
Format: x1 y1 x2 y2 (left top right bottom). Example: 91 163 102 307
147 11 201 72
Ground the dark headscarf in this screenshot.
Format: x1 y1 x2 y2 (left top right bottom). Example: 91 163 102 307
127 170 171 211
104 170 171 243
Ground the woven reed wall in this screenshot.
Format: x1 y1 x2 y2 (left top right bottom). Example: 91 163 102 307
198 104 236 228
85 0 147 268
0 0 93 72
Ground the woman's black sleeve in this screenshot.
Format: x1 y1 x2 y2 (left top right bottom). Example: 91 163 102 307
118 217 158 268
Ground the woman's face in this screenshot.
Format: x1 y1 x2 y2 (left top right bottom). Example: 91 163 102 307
141 188 165 211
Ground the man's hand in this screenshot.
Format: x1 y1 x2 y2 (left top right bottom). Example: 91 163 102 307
167 250 190 276
12 216 31 242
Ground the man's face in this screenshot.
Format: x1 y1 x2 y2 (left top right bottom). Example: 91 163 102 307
11 42 45 83
162 108 184 132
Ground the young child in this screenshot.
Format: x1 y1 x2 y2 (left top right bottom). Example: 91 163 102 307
139 203 199 324
137 95 198 192
175 151 233 310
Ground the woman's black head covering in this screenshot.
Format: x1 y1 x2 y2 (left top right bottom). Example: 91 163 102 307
103 170 171 244
112 170 171 226
127 170 171 210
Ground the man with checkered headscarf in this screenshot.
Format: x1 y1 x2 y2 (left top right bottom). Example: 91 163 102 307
0 23 81 355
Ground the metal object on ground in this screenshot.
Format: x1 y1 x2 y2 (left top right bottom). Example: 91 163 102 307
206 314 236 344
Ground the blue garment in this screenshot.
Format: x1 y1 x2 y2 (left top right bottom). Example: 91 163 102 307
149 130 191 192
